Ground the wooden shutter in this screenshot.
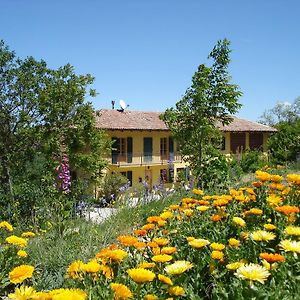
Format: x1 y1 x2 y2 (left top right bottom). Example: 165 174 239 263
230 133 246 153
144 137 153 162
111 137 119 164
169 137 174 160
249 133 263 150
127 137 133 163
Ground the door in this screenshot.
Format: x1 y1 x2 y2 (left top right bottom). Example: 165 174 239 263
144 137 153 162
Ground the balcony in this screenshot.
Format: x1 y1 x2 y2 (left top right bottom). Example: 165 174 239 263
111 151 182 166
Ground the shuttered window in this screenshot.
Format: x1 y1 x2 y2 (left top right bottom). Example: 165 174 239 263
230 132 246 153
249 133 263 150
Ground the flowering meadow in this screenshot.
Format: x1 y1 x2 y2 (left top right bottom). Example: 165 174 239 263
1 170 300 299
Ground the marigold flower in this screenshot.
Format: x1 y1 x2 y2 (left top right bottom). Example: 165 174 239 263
161 246 177 254
9 265 34 284
151 254 173 263
0 221 13 231
210 243 225 251
144 295 158 300
267 194 282 207
226 262 245 270
210 214 222 222
127 268 155 283
284 226 300 236
168 286 185 296
17 250 28 258
21 231 35 238
183 209 193 217
286 173 300 185
152 247 161 255
244 208 263 216
279 239 300 253
211 250 224 261
251 230 276 242
138 262 156 269
134 241 147 250
168 204 180 210
188 238 210 249
82 260 102 273
235 263 270 285
133 229 147 236
263 223 277 231
270 174 283 182
67 260 85 279
117 235 138 247
158 274 173 285
240 232 249 240
196 205 210 212
192 188 204 195
255 170 271 181
228 238 240 247
275 205 300 215
152 237 169 246
259 253 285 263
50 288 87 300
8 286 37 300
232 217 246 227
164 260 193 275
213 199 229 207
142 223 156 231
96 249 128 263
160 211 173 220
147 216 163 223
252 181 263 188
111 283 133 299
6 235 27 248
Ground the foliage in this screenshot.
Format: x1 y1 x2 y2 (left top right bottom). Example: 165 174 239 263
239 150 268 173
161 39 242 188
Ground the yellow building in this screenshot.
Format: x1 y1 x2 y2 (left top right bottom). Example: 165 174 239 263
95 109 276 188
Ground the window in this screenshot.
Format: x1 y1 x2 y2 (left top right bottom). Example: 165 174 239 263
249 133 263 150
160 138 168 160
230 132 246 153
120 171 133 186
111 137 133 164
221 136 226 151
144 137 153 162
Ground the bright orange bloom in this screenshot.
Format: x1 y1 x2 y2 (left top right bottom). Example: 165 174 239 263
147 216 163 223
142 223 156 231
117 235 138 247
259 253 285 263
210 214 222 222
275 205 300 215
133 229 147 236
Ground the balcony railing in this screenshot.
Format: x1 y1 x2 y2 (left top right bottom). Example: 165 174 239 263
111 151 182 166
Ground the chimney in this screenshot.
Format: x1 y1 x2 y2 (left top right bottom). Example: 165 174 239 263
111 100 115 110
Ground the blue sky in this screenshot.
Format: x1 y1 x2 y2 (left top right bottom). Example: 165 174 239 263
1 0 299 121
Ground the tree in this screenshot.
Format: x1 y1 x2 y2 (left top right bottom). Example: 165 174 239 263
161 39 242 188
0 40 109 218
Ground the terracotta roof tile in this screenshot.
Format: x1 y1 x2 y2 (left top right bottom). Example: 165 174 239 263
95 109 277 132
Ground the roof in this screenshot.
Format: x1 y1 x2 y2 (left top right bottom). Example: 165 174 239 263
95 109 277 132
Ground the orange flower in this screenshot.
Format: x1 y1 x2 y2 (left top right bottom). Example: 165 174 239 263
142 223 156 231
133 229 147 236
147 216 163 223
152 237 169 246
117 235 139 247
252 181 263 188
275 205 300 215
161 247 177 254
210 214 222 222
259 253 285 263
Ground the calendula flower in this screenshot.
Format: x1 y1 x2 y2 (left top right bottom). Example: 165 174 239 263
160 211 173 220
133 229 147 236
111 283 133 299
252 181 263 188
147 216 163 223
8 286 37 300
192 188 204 195
275 205 300 215
210 243 225 251
82 260 102 273
211 250 224 261
251 230 276 242
284 226 300 236
117 235 138 247
127 268 155 283
279 240 300 254
228 238 240 247
96 249 128 263
235 263 270 285
21 231 35 238
196 205 210 212
287 174 300 185
210 214 222 222
183 209 193 217
67 260 85 279
158 274 173 285
134 241 147 250
17 250 28 258
263 224 277 231
168 286 185 296
6 236 27 248
259 253 285 263
233 217 246 227
50 288 87 300
244 208 263 216
138 262 156 269
213 199 229 207
270 174 283 182
9 265 34 284
142 223 156 231
151 254 173 263
255 170 271 181
165 260 193 275
161 247 177 254
226 262 245 271
144 295 158 300
267 194 282 207
0 221 13 231
189 238 210 249
152 237 169 246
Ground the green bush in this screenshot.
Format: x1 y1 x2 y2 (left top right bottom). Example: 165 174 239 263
239 150 268 173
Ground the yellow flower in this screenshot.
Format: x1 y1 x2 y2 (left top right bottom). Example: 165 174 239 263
226 262 245 271
158 274 173 285
0 221 13 231
255 170 271 181
8 286 36 300
188 238 210 249
144 295 158 300
267 194 282 207
251 230 276 242
17 250 28 258
235 263 270 285
96 249 128 263
66 260 85 279
279 240 300 254
164 260 193 275
192 188 204 195
111 283 133 299
245 208 263 216
211 250 224 261
117 235 138 247
160 211 173 220
161 247 177 254
196 205 210 212
152 237 169 246
287 173 300 185
151 254 173 263
263 224 277 231
210 242 225 251
232 217 246 227
183 209 193 217
228 238 240 247
6 235 27 248
50 288 87 300
168 286 185 296
127 268 155 283
138 262 156 269
82 260 102 273
21 231 36 238
9 265 35 284
284 226 300 236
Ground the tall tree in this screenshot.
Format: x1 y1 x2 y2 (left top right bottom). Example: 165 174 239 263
161 39 242 188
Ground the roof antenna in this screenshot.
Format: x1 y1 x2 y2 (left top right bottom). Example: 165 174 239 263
119 99 129 112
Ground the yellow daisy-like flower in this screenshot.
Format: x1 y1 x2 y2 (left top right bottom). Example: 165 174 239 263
161 247 177 254
33 291 51 300
284 226 300 236
232 217 246 227
196 205 210 212
251 230 276 242
0 221 13 231
160 211 173 220
263 223 277 231
8 286 37 300
183 209 193 217
17 250 28 258
138 262 156 269
245 208 263 216
66 260 85 279
226 262 245 271
228 238 240 247
210 242 225 251
144 295 158 300
164 260 193 275
151 254 173 263
188 238 210 249
255 170 271 181
152 237 169 246
211 250 224 261
158 274 173 285
267 194 282 207
50 288 87 300
192 188 204 195
21 231 36 238
279 240 300 253
82 260 102 273
6 235 27 248
117 235 138 247
234 263 270 285
96 249 128 263
110 283 133 299
168 286 185 296
9 265 35 284
287 173 300 185
127 268 155 283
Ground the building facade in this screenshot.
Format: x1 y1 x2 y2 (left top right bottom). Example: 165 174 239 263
96 109 277 188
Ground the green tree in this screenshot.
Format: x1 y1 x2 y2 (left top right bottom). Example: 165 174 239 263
161 39 242 188
0 40 109 220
